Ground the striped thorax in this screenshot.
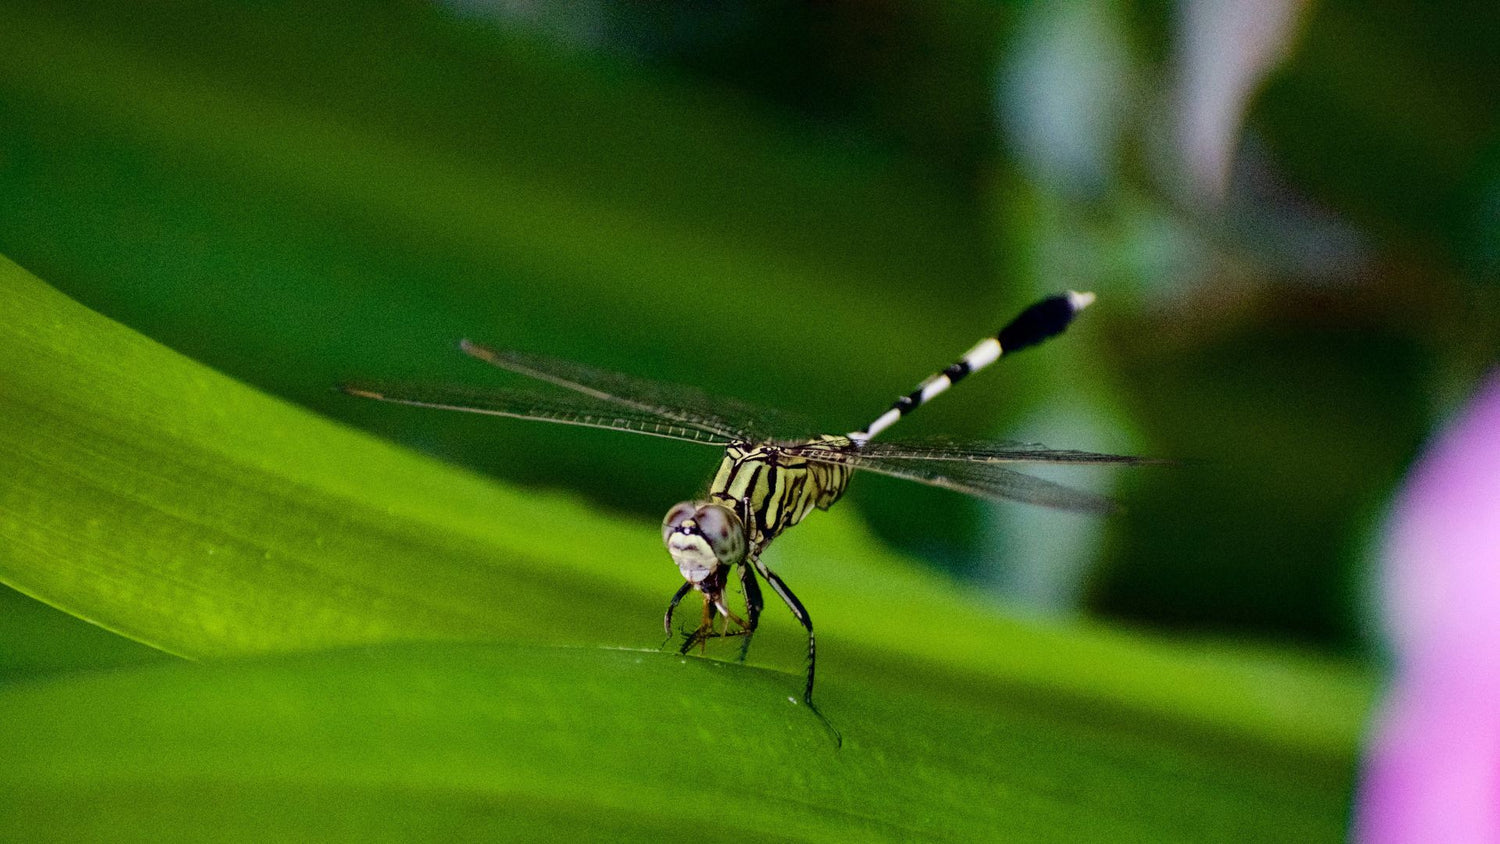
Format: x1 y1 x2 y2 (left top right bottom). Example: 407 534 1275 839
709 434 854 547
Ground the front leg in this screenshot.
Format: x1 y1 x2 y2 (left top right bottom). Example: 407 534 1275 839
678 594 751 655
678 620 752 654
685 592 715 654
678 599 750 653
660 581 694 648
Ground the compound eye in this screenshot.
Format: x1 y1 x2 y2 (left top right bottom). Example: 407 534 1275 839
693 504 744 563
661 501 697 544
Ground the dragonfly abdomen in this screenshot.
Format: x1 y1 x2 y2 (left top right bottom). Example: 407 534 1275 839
851 291 1096 442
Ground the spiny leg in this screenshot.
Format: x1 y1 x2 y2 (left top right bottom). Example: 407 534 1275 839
711 595 750 638
750 555 841 747
678 596 751 654
693 594 715 654
731 495 764 663
737 560 763 663
660 581 694 648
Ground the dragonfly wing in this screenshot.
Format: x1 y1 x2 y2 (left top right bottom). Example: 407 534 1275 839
783 441 1124 513
339 381 735 446
460 341 817 442
826 438 1163 466
846 457 1121 514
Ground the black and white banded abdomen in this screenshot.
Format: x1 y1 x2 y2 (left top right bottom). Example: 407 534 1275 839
851 291 1094 442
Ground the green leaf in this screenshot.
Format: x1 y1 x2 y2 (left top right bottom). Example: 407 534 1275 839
0 252 668 658
0 584 165 679
0 643 1354 842
0 257 1369 837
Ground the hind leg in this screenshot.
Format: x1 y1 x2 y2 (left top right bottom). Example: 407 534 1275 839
751 555 840 747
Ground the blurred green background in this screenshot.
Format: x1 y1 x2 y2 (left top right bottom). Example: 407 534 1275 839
4 0 1496 837
4 0 1493 653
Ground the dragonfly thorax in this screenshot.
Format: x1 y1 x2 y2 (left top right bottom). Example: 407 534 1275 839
707 437 854 550
662 501 746 586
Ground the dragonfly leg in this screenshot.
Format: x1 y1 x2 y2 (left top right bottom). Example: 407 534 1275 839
681 623 751 650
696 596 714 654
714 599 750 633
660 581 694 648
749 555 841 747
731 495 764 662
677 596 717 655
737 560 763 663
679 597 752 652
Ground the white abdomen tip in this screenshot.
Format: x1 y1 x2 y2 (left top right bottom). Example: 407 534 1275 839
1067 290 1097 311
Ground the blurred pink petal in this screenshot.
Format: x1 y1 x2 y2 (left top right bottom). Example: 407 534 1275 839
1355 371 1500 843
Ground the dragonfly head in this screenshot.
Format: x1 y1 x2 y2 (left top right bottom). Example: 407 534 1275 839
662 501 746 586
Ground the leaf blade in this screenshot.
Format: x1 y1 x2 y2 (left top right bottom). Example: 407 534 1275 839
0 644 1357 843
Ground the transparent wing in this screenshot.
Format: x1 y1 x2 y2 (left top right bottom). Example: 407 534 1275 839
794 437 1166 467
781 437 1153 513
852 459 1120 514
339 382 735 446
460 341 820 442
795 447 1121 514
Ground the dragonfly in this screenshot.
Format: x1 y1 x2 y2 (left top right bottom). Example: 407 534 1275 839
341 291 1154 744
